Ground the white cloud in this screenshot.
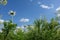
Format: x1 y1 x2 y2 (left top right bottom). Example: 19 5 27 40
0 30 2 33
40 4 53 9
56 7 60 11
21 25 25 29
57 14 60 17
56 7 60 17
0 19 4 24
30 0 33 2
20 18 29 22
38 2 41 4
16 26 20 29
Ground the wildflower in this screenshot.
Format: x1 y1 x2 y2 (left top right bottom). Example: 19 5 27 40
9 10 16 16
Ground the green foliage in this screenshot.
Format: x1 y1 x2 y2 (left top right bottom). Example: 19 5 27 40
1 20 17 40
0 17 60 40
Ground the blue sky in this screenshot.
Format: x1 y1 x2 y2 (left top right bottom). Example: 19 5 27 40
0 0 60 26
